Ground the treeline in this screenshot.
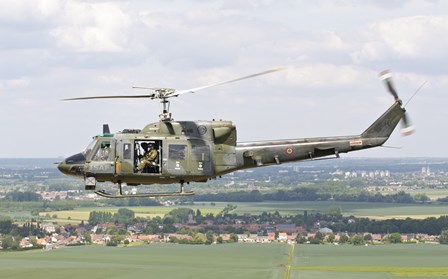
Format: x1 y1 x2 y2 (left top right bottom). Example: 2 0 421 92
1 191 160 207
102 198 160 207
4 191 42 202
88 208 136 226
0 216 46 250
191 188 423 204
0 216 45 237
329 216 448 236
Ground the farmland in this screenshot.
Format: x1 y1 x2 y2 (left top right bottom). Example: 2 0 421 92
1 244 448 279
36 200 448 224
0 244 287 279
292 244 448 278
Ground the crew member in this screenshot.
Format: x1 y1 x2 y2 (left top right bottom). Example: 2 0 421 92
137 143 158 172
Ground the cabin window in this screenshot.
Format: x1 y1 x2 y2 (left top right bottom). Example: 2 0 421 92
123 143 132 160
92 141 112 161
192 145 210 161
169 144 186 160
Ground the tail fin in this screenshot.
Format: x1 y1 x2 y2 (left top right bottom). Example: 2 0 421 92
361 101 405 138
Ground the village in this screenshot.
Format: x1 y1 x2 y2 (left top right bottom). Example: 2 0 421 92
7 208 445 251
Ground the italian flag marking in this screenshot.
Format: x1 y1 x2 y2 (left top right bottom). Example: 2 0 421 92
285 147 295 155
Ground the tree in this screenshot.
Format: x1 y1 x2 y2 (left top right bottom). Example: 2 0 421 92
314 231 324 241
327 233 335 243
115 208 135 225
363 234 373 242
196 209 203 224
124 239 130 246
309 237 321 244
107 235 123 246
5 191 42 202
339 233 349 244
217 236 223 244
439 229 448 244
193 232 206 244
88 211 113 226
0 216 14 234
1 236 20 250
229 233 238 243
296 234 306 244
414 193 430 202
349 235 365 246
327 206 342 217
205 230 214 245
387 233 403 244
83 233 92 244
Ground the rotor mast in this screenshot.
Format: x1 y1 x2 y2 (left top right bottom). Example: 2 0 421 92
160 96 172 121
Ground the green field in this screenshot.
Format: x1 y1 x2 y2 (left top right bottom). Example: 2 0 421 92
35 201 448 224
1 244 448 279
38 204 226 224
0 244 287 279
230 201 448 219
292 244 448 278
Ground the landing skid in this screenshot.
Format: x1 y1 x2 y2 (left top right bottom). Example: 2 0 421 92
94 183 194 198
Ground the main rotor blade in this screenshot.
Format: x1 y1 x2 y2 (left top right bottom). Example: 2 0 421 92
62 95 154 101
171 67 286 97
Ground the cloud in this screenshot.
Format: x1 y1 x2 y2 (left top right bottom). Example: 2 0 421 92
0 0 60 22
0 0 447 157
354 15 448 64
50 1 133 52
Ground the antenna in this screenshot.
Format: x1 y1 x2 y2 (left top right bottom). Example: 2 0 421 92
404 80 427 108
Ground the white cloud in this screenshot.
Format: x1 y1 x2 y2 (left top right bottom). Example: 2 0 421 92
284 64 374 89
355 15 448 62
0 0 447 157
1 77 30 87
50 1 132 52
0 0 60 22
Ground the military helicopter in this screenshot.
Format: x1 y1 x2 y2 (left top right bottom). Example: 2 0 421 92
58 68 414 198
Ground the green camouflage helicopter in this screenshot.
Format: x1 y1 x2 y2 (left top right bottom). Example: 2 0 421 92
58 69 414 198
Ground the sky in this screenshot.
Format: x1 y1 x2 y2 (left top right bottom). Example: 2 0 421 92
0 0 447 158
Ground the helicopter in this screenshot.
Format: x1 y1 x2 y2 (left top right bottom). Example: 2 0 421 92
57 68 414 198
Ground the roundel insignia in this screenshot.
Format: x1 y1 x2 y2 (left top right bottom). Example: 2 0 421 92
285 147 295 155
197 125 207 135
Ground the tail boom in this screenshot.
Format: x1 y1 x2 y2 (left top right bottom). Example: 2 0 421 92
233 101 405 171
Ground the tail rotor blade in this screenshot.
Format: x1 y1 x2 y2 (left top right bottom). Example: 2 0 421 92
400 113 415 136
379 70 400 101
379 69 415 136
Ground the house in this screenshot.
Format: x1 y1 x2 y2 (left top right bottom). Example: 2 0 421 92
42 223 56 233
278 232 288 242
276 224 296 234
267 232 276 242
20 238 33 249
318 227 333 234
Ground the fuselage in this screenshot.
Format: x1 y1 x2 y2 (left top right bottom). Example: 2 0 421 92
58 101 405 190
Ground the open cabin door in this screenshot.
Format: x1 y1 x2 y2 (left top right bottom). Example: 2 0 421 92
134 140 162 174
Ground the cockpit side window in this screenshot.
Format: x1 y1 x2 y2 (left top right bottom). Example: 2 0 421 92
92 141 112 161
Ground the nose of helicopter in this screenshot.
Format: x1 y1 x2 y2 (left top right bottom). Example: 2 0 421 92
57 161 70 175
57 153 86 177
